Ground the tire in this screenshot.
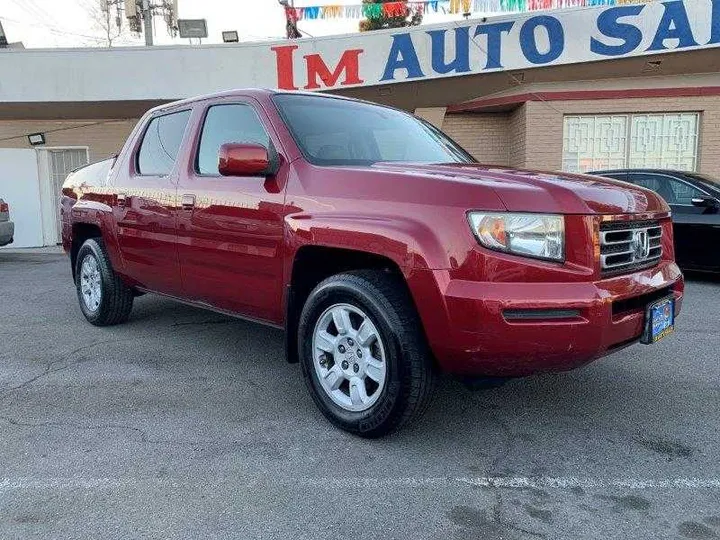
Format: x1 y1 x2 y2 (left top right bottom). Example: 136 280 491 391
298 270 436 438
75 238 134 326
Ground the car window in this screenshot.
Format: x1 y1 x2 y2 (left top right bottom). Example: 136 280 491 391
298 132 349 159
666 177 707 205
373 128 413 161
596 173 625 182
137 110 191 176
273 94 475 166
685 172 720 187
625 173 678 203
197 104 270 175
626 174 664 193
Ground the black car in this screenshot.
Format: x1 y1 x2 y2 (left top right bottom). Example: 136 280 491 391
590 169 720 273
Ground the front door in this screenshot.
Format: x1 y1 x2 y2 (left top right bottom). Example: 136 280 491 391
176 98 288 324
114 108 192 297
624 172 719 270
662 175 720 270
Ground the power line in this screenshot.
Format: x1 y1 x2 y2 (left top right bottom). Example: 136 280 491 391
0 15 107 42
9 0 56 29
25 0 59 27
5 0 117 43
0 120 137 145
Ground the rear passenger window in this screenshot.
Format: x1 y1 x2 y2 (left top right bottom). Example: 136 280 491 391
628 174 664 193
137 110 191 176
196 104 270 175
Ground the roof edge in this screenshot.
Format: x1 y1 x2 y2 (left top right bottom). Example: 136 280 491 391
448 86 720 113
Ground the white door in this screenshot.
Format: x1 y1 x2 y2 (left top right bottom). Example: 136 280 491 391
0 149 43 249
37 148 89 245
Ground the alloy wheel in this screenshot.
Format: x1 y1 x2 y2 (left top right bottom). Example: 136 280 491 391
311 303 388 412
80 254 102 312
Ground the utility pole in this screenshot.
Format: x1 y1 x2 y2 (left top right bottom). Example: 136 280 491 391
119 0 176 45
142 0 153 46
279 0 300 39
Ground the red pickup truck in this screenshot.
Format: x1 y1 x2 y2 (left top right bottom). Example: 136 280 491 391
61 89 683 437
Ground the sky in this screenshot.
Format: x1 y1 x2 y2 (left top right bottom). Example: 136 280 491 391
0 0 464 48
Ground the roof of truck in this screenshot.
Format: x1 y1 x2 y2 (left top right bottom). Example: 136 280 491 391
149 88 357 115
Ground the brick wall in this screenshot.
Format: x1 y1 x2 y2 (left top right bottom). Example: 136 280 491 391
507 104 527 168
414 107 447 129
523 96 720 176
0 119 139 163
442 113 510 165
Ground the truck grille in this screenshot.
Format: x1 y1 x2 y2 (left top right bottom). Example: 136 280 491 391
600 219 662 275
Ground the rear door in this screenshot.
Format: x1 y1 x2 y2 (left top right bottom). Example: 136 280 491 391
625 172 717 269
114 108 192 296
175 98 288 324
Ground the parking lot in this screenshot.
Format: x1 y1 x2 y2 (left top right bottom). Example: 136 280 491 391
0 251 718 539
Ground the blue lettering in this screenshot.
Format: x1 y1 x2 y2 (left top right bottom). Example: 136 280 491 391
381 33 425 81
427 27 471 74
710 0 720 43
474 22 515 69
591 5 644 56
647 1 699 51
519 16 564 65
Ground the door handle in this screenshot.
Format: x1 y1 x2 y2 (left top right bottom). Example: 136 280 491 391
117 192 127 208
181 194 196 210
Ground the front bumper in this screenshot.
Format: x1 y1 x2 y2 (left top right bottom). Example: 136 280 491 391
0 221 14 246
411 261 684 377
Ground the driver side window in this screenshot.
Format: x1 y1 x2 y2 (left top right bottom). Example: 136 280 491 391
666 178 706 205
196 104 270 175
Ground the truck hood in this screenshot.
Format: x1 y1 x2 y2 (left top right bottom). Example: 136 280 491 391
371 163 669 215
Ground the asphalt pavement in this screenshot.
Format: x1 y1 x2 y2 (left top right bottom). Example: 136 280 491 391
0 252 719 539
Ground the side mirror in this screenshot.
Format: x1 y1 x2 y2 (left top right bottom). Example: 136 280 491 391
691 196 720 209
218 143 276 177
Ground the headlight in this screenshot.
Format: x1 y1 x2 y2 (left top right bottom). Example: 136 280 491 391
467 212 564 262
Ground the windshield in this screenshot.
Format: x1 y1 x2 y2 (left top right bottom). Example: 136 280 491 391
273 94 475 166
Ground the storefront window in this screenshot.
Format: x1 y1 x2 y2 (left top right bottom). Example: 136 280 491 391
562 113 699 173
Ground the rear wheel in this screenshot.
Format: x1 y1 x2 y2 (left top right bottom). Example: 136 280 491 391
298 270 435 438
75 238 134 326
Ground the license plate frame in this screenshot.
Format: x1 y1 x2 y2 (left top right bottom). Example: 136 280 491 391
641 295 675 344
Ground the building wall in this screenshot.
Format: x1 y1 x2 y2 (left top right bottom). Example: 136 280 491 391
507 104 527 168
522 96 720 176
444 95 720 176
441 113 510 165
0 119 139 248
0 119 138 163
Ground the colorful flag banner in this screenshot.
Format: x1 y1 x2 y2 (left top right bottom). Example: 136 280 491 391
288 0 653 20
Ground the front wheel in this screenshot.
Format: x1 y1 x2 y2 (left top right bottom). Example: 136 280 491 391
75 238 134 326
298 270 435 438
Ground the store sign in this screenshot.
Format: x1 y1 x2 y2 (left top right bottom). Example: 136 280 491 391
270 0 720 90
3 0 719 103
